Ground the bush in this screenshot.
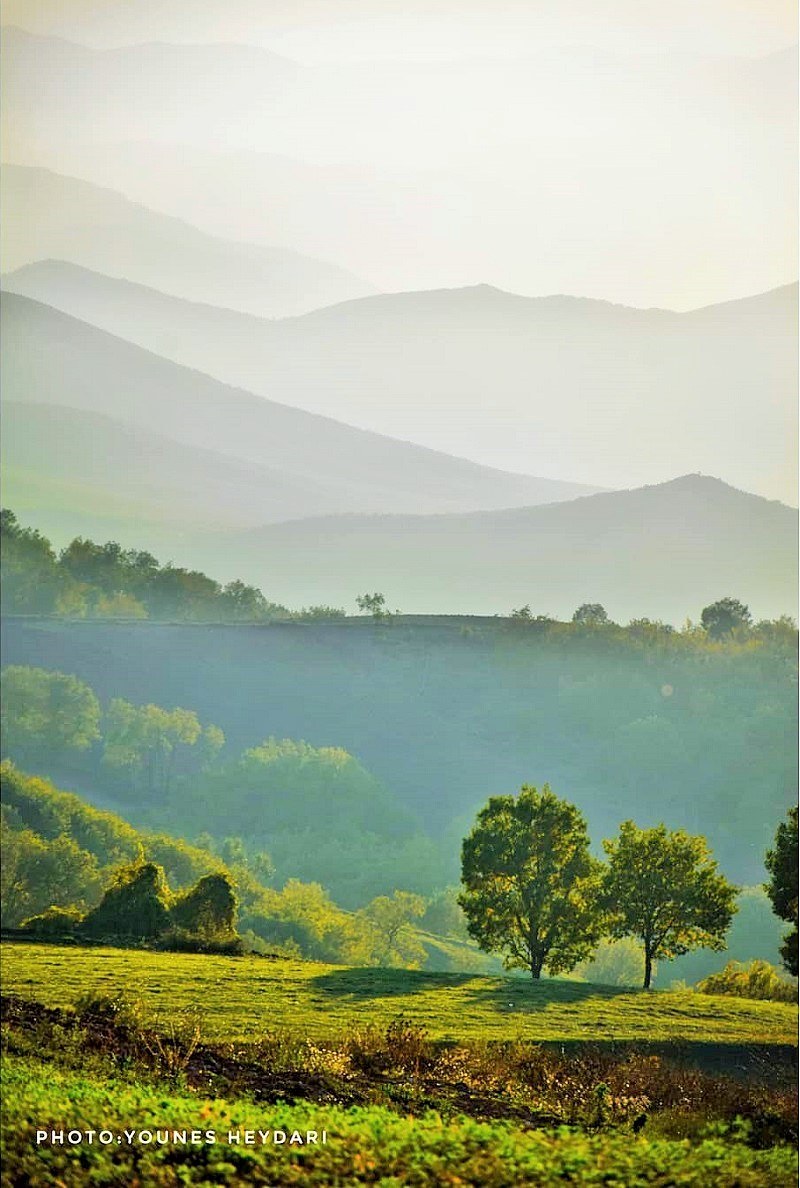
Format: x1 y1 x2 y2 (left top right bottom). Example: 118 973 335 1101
19 905 84 937
155 928 244 956
697 960 797 1003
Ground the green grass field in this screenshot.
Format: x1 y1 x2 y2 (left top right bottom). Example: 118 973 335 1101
2 943 796 1045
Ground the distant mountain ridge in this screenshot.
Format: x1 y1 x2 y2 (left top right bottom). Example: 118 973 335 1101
184 474 798 622
0 294 601 544
0 165 376 317
4 256 796 502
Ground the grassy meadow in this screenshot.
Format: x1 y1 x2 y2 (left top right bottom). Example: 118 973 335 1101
3 942 796 1046
2 943 798 1187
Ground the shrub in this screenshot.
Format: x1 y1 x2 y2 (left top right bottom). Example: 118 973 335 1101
697 960 797 1003
19 905 83 938
81 861 171 940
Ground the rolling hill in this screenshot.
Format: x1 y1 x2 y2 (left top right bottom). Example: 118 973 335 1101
4 259 796 502
0 295 599 541
0 165 375 317
187 475 798 623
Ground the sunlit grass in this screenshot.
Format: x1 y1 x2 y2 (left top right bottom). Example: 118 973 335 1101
2 943 795 1045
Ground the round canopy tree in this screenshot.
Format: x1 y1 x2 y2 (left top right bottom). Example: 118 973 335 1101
700 597 751 640
459 784 604 979
603 822 737 988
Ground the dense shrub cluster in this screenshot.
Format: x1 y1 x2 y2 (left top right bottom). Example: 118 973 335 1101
698 961 797 1004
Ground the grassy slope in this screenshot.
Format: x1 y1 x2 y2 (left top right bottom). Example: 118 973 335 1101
3 1057 795 1188
2 944 795 1045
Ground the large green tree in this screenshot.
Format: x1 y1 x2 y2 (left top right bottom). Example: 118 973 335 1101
765 806 798 976
603 822 737 988
459 785 604 979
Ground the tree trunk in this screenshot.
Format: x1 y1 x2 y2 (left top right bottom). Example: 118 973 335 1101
643 950 653 989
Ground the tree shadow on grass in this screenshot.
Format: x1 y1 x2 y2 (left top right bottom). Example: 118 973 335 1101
311 966 635 1010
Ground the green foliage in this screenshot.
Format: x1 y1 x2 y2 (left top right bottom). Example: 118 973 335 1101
572 602 609 626
4 1054 796 1188
1 815 103 927
698 960 797 1003
603 822 738 988
765 807 799 976
0 762 226 895
356 590 399 620
81 861 172 940
0 665 101 758
459 785 605 978
663 886 786 986
1 509 290 622
361 890 427 967
701 597 752 640
421 886 470 939
244 878 379 965
575 938 647 988
102 698 215 798
170 873 238 941
19 904 84 937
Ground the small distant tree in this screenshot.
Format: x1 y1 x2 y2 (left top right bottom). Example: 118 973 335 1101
362 890 427 967
81 861 172 940
171 873 238 940
356 592 398 621
765 807 798 976
700 597 751 640
459 785 605 979
574 938 647 988
572 603 609 626
603 822 737 989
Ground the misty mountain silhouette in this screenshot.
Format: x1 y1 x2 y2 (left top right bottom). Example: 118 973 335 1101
5 257 796 502
0 293 599 539
0 165 376 317
188 475 797 621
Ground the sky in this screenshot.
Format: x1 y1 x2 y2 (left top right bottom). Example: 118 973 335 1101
3 0 797 57
1 0 796 499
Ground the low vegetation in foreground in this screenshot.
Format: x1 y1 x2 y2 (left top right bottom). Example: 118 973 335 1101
1 988 797 1187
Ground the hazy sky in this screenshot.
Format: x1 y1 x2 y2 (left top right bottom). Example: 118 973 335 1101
3 0 797 57
3 0 796 310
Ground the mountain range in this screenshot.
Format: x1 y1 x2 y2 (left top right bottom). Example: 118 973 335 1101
187 475 798 622
3 26 795 309
4 250 797 500
0 293 599 544
0 164 375 317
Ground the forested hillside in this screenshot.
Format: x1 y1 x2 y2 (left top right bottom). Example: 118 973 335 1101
2 613 795 889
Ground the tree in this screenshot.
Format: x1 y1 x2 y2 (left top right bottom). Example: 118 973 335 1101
572 603 609 626
102 700 207 797
459 785 605 979
0 820 103 927
171 873 238 940
0 666 101 759
356 592 397 621
362 890 427 967
700 597 752 640
603 822 737 989
765 807 798 976
81 860 172 940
